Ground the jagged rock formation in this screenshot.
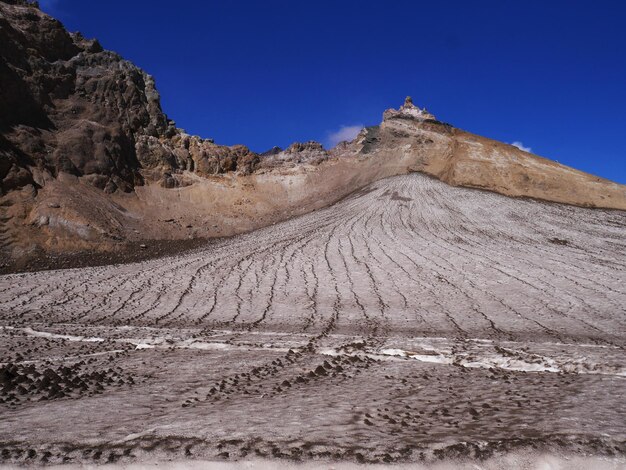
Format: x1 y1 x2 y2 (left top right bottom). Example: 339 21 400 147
1 0 156 194
257 141 329 169
0 0 625 270
0 0 270 196
359 97 626 208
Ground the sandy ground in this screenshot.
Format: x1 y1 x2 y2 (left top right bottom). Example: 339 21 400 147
0 174 625 466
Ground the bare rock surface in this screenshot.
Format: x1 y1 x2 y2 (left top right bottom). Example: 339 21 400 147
0 174 624 465
368 96 626 209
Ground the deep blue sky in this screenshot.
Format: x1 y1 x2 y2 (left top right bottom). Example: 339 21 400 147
41 0 626 183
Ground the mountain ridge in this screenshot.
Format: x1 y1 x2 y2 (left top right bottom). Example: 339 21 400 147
1 0 625 271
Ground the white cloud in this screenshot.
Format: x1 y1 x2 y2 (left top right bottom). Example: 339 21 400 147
326 125 363 148
510 141 532 153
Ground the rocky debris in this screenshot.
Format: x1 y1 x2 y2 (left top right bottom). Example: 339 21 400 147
0 236 209 274
285 141 325 154
189 140 259 176
0 361 134 406
159 173 177 189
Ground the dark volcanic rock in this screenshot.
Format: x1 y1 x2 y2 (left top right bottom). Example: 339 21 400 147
0 0 173 194
0 0 275 195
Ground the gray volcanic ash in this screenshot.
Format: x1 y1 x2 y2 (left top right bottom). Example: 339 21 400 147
1 173 625 465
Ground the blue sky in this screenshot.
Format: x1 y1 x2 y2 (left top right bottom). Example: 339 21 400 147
40 0 626 183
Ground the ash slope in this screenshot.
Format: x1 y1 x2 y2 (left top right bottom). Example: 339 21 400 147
1 174 625 465
2 173 625 342
1 0 626 271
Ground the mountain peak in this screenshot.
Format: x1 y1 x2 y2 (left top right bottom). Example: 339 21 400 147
383 97 437 122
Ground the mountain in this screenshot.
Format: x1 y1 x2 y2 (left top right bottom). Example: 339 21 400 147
0 2 625 465
1 0 625 272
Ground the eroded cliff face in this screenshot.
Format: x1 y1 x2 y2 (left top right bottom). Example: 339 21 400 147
0 1 625 269
0 0 278 196
1 3 156 194
358 97 626 209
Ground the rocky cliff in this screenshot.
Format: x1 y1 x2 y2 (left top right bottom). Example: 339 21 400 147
357 97 626 208
1 0 625 271
0 0 286 196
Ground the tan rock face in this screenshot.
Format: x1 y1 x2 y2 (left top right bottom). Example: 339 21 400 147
353 102 626 209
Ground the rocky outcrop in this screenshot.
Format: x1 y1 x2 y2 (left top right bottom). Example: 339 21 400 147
257 141 329 170
0 0 167 194
0 0 270 196
353 97 626 209
382 95 438 122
